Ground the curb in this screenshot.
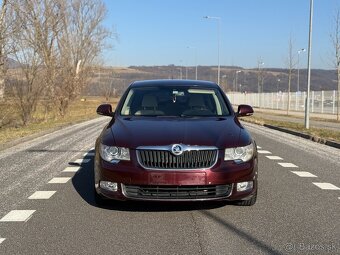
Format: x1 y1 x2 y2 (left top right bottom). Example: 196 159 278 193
262 124 340 149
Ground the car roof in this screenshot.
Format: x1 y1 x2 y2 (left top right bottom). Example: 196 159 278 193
129 79 219 88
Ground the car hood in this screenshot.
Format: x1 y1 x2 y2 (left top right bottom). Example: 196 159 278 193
110 116 248 149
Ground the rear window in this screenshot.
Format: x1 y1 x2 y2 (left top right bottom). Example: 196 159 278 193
120 86 230 117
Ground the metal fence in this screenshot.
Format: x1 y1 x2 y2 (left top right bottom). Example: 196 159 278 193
229 90 339 115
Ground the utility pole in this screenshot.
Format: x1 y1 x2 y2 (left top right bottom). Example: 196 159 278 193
305 0 313 129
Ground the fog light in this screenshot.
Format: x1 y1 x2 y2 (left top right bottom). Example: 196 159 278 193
237 181 253 192
100 181 118 192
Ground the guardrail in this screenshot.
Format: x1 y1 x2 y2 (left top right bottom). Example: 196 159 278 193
228 90 339 115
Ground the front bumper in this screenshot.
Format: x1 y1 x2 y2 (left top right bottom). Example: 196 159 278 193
94 150 258 202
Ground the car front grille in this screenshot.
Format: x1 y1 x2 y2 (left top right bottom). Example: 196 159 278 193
137 149 218 170
122 184 232 200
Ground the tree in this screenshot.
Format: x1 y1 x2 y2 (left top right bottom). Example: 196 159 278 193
0 0 11 100
9 10 44 125
4 0 114 122
14 0 64 119
331 10 340 121
286 35 296 115
55 0 112 116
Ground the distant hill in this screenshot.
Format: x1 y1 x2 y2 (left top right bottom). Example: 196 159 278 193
84 65 338 96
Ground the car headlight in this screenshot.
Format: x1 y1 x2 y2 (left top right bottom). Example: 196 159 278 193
100 144 130 162
224 143 254 162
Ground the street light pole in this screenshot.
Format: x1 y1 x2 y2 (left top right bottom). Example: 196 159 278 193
222 74 227 91
297 48 306 92
204 16 221 85
235 70 241 92
277 78 281 92
305 0 313 129
257 60 264 93
187 46 198 80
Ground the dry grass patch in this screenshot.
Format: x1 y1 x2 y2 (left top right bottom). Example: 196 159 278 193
241 116 340 143
0 97 119 145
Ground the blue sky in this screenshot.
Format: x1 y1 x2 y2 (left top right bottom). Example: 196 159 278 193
102 0 340 69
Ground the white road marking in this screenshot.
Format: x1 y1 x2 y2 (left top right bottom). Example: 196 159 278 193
48 177 71 184
83 152 95 157
257 146 262 149
278 163 298 168
257 150 272 154
313 183 340 190
62 166 81 172
266 156 283 160
0 210 36 222
0 238 5 244
28 191 56 199
291 171 317 177
73 158 91 164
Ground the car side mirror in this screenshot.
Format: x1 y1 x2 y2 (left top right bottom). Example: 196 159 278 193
236 104 254 117
97 104 114 117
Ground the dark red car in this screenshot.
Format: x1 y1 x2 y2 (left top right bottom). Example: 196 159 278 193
94 80 258 206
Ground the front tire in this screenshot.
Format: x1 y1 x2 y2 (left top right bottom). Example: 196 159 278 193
94 188 109 206
235 189 257 206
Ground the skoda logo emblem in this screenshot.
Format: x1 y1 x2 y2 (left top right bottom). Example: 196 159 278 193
171 144 183 156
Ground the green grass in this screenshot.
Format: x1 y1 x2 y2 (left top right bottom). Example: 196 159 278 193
0 97 118 145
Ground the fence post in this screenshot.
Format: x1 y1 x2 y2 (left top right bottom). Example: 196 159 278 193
321 90 324 113
295 92 298 111
311 91 314 113
333 90 336 114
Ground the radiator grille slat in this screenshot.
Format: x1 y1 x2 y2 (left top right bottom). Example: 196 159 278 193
137 149 217 170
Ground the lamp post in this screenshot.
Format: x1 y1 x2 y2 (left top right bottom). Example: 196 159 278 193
297 48 306 92
235 70 241 92
222 74 227 91
203 16 221 85
305 0 313 129
277 78 281 92
257 61 264 93
179 60 183 79
187 46 198 80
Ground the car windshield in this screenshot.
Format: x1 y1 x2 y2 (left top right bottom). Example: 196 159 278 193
120 86 230 117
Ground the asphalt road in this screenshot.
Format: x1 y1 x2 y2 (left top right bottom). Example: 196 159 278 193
0 117 339 255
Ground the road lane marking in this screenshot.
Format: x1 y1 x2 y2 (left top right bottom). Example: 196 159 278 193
0 210 36 222
73 158 91 164
63 166 81 172
257 146 262 149
28 191 56 199
291 171 317 177
266 156 283 160
257 150 272 154
0 238 5 244
83 152 95 157
312 183 340 190
48 177 71 184
278 163 298 168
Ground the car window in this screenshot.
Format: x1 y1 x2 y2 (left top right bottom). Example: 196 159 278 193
120 86 230 116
